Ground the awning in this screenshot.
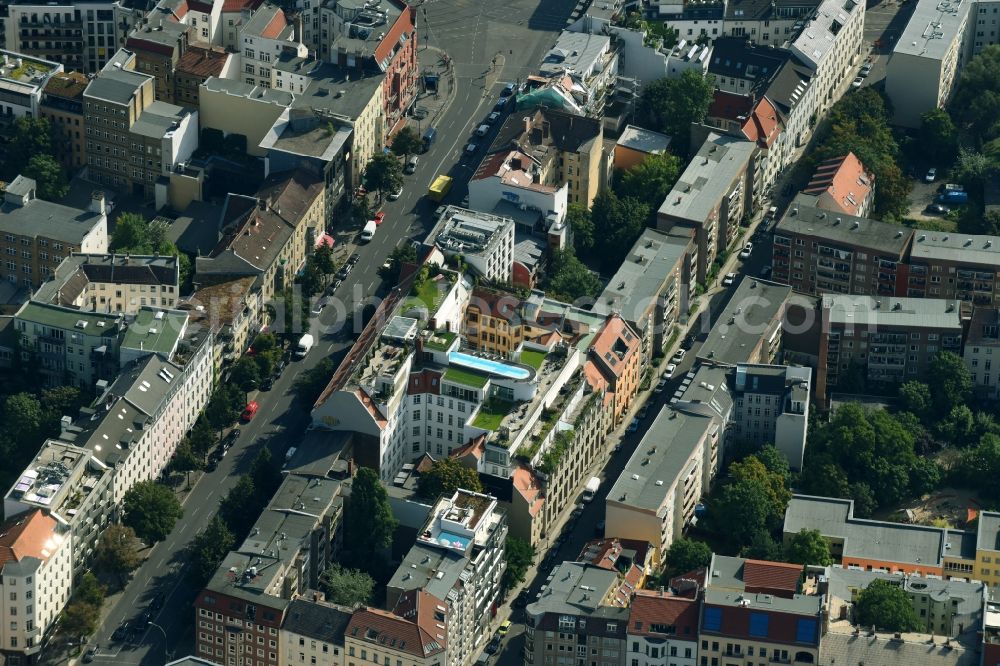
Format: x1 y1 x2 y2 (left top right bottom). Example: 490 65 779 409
315 233 336 249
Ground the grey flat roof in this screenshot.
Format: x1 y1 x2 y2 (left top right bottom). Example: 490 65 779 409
539 32 610 78
699 278 790 366
658 132 757 223
526 562 621 615
910 230 1000 267
819 630 980 666
893 0 971 60
705 555 822 615
826 567 984 619
593 229 687 325
822 294 963 331
287 58 385 121
84 66 151 105
776 196 913 254
131 100 188 139
201 76 295 106
282 598 352 644
607 408 715 512
389 542 467 601
0 196 104 244
978 511 1000 553
617 125 671 155
789 0 861 70
260 109 353 160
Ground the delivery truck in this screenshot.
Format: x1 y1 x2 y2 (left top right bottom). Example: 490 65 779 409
294 333 314 359
582 476 601 502
428 175 453 202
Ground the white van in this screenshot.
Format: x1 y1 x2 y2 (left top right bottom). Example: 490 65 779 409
361 220 377 242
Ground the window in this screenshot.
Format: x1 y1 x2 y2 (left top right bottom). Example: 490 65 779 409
703 607 721 631
749 612 768 637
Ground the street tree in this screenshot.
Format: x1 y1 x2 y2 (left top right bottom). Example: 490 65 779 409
919 109 959 162
503 536 536 589
320 563 375 607
855 579 922 631
206 384 243 431
898 381 932 418
616 152 681 210
94 524 143 582
122 480 184 543
345 468 397 566
74 572 107 607
390 126 424 158
293 358 335 405
364 153 404 199
313 244 337 275
188 516 235 583
546 249 602 303
251 448 283 500
417 458 483 499
664 538 712 575
170 439 204 486
188 417 217 458
230 356 261 394
929 351 973 416
219 475 259 538
61 602 100 638
24 154 69 200
784 529 832 566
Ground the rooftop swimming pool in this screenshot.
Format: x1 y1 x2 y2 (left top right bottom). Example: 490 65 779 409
448 351 531 381
422 529 471 551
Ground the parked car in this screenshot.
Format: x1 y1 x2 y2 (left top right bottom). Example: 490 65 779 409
348 253 361 266
241 401 259 422
859 62 873 76
83 647 97 663
222 428 240 450
464 142 478 154
493 98 508 112
501 82 517 96
336 263 353 280
723 272 737 286
112 623 130 642
925 203 950 214
374 211 386 226
637 404 650 419
498 620 513 636
759 264 772 278
654 378 668 394
388 185 403 201
485 637 501 654
311 298 326 316
851 76 864 88
672 349 687 363
487 111 501 124
260 376 274 391
626 417 641 432
925 167 938 182
739 242 753 259
664 363 677 379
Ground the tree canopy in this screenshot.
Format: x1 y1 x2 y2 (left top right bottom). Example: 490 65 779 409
110 213 191 284
640 71 714 154
417 458 483 499
189 516 235 583
928 351 972 417
664 538 712 576
345 468 397 566
784 529 832 566
24 154 69 200
919 109 958 163
320 564 375 607
294 358 336 405
364 153 404 196
219 475 259 538
390 126 424 157
566 203 595 256
615 152 681 210
545 249 602 303
854 579 921 631
94 524 143 576
953 45 1000 143
590 190 651 271
122 480 183 543
503 536 536 589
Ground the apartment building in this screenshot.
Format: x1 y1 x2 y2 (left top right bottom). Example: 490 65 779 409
32 253 179 313
626 590 699 666
39 70 88 171
0 178 108 291
797 152 874 219
584 313 642 426
195 170 326 306
388 490 506 666
239 3 307 89
605 406 722 553
5 1 122 73
489 107 607 207
787 0 865 117
593 229 691 367
280 597 352 666
344 595 448 666
657 0 822 44
771 197 914 296
13 301 123 388
194 470 347 666
656 132 758 285
199 76 294 158
885 0 971 128
971 0 1000 55
0 510 72 665
730 364 811 470
907 230 1000 305
4 440 114 574
124 0 192 102
185 276 263 370
423 207 515 284
535 31 619 116
698 278 791 367
172 44 234 108
963 306 1000 399
614 125 672 171
0 50 60 120
698 555 823 666
818 294 963 400
523 562 630 666
704 92 784 197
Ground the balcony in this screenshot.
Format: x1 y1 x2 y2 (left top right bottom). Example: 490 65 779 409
910 264 928 275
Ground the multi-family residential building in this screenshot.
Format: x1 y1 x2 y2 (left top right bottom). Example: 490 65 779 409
12 302 123 387
0 510 72 665
704 92 783 195
698 278 792 367
0 178 109 291
655 0 823 44
488 107 608 207
124 0 192 102
38 70 88 171
818 294 963 400
185 276 263 370
344 594 448 666
626 590 699 666
771 197 914 296
195 170 326 306
523 562 630 666
698 555 824 665
296 0 417 136
797 152 874 219
4 1 123 73
963 306 1000 399
787 0 865 117
171 43 234 108
239 3 308 89
907 230 1000 305
970 0 1000 55
730 364 811 470
583 313 642 426
593 229 691 367
469 148 569 225
987 590 1000 666
423 207 515 284
32 253 179 313
885 0 971 128
3 440 114 574
194 469 347 666
388 490 506 666
280 597 352 666
533 31 619 116
782 494 993 581
0 49 60 120
605 405 722 553
199 76 294 158
656 132 758 284
613 125 672 172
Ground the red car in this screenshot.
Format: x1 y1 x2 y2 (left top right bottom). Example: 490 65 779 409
374 212 386 226
241 401 259 422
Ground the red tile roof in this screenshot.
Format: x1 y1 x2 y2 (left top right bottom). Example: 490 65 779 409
590 314 640 380
708 90 754 122
0 510 59 569
222 0 264 12
349 592 447 658
749 96 780 148
260 10 288 38
176 44 231 78
629 590 699 639
512 465 543 516
741 559 802 598
801 152 873 216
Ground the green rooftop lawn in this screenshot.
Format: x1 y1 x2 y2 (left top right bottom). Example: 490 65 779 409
472 400 514 430
424 330 456 352
520 350 546 370
409 277 444 312
444 366 488 389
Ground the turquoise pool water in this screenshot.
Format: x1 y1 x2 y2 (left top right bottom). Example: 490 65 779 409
435 530 471 550
448 351 531 380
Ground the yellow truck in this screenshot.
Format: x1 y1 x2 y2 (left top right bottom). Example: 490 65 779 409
428 175 453 202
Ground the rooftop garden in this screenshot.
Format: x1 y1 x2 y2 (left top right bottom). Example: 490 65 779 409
538 428 575 475
471 399 514 430
520 349 547 371
406 266 455 313
444 366 488 389
424 330 456 352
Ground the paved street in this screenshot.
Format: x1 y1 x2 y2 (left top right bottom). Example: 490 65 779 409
54 1 580 664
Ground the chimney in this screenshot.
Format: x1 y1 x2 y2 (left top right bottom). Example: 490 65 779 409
90 191 106 215
295 14 304 44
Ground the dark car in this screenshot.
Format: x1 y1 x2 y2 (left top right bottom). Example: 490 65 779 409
275 358 288 375
82 647 97 663
260 376 275 391
336 263 353 280
136 611 151 630
222 428 240 449
493 98 508 112
485 637 501 654
925 203 950 214
348 252 361 266
112 623 129 642
150 592 165 611
206 457 218 472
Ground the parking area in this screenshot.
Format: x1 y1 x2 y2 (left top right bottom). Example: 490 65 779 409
905 171 966 227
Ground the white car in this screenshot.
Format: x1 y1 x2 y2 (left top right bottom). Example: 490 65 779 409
851 76 864 88
723 272 737 286
663 363 677 379
672 349 687 364
739 242 753 259
388 185 403 200
488 111 501 124
925 167 937 182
